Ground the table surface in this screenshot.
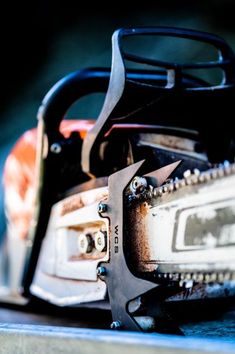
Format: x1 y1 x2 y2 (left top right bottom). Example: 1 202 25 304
1 303 235 354
0 301 235 338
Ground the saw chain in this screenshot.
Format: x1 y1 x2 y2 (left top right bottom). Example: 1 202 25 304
125 160 235 288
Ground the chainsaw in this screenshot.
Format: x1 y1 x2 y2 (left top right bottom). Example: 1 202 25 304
1 26 235 334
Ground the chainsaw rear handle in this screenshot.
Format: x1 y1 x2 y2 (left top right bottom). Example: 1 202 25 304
37 68 110 138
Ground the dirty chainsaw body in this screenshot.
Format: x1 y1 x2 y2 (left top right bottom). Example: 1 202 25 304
1 27 235 333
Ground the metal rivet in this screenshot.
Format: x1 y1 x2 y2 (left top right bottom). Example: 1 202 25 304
193 168 200 176
97 266 107 277
183 170 191 178
98 203 107 214
224 160 230 168
218 168 224 178
50 142 62 154
198 174 205 183
179 179 186 188
110 320 122 330
153 188 158 197
163 185 168 193
211 169 218 179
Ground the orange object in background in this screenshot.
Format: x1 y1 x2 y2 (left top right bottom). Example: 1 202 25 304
3 120 94 240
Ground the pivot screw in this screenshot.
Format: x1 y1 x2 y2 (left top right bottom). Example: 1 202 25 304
97 266 107 277
98 203 107 214
130 176 147 194
50 143 62 154
110 320 122 330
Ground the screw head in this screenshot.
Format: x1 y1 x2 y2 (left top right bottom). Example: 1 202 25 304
98 203 107 214
50 142 62 154
110 320 122 330
130 176 147 194
97 266 107 277
78 233 93 254
94 231 107 252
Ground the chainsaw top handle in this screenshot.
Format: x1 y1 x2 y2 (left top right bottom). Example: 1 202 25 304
81 27 235 175
116 26 235 87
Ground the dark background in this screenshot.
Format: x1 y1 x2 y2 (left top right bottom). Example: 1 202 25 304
0 0 235 236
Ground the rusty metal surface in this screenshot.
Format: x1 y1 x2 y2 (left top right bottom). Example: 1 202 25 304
127 200 154 273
